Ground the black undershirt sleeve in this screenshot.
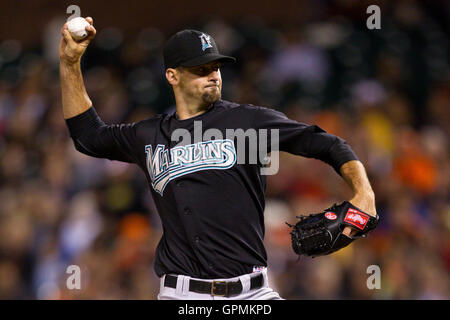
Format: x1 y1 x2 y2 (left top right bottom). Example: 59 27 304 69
252 106 358 175
65 107 140 164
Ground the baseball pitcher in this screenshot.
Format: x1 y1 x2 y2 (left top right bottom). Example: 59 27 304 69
59 18 378 300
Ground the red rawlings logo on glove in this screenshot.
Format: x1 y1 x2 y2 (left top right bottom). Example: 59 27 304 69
344 208 369 230
325 212 337 220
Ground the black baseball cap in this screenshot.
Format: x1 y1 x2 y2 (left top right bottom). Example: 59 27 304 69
163 29 236 69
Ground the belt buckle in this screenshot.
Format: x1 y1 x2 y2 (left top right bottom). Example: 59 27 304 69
211 281 228 296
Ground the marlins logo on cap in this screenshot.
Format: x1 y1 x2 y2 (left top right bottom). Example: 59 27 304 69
199 33 213 51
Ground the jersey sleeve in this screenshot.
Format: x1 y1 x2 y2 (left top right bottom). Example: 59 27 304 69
65 107 140 164
251 106 358 174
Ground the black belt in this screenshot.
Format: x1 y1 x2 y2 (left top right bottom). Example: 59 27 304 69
164 273 264 297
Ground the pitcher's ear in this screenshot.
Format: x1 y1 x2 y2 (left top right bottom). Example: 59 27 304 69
166 68 180 86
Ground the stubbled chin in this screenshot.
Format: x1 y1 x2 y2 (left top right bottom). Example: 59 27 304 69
202 89 221 104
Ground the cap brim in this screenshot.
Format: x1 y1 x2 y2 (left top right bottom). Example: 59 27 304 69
180 53 236 67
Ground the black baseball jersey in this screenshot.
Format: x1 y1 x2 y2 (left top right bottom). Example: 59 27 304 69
66 99 358 279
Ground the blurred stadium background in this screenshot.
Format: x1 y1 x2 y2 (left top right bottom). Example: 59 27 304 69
0 0 449 299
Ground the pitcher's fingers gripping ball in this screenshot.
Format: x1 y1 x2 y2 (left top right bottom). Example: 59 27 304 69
67 17 91 40
287 201 379 257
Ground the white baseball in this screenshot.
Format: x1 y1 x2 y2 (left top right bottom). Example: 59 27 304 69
67 17 90 41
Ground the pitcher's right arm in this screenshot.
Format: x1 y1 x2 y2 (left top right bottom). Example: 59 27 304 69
59 17 96 119
60 17 141 164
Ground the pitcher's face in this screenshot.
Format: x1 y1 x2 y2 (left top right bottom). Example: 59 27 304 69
177 61 222 105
